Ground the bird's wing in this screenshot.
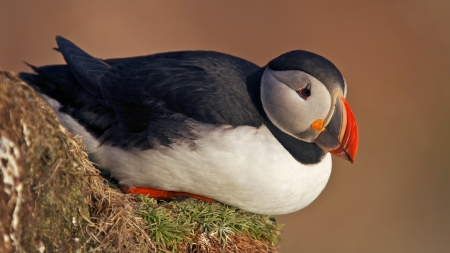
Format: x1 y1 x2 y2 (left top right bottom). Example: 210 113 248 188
21 36 263 149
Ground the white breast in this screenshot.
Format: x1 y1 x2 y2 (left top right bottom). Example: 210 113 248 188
45 95 332 215
93 120 332 215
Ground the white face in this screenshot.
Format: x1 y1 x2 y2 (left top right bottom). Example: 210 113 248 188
260 68 332 142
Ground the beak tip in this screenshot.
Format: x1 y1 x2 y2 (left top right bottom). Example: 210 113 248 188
332 149 356 163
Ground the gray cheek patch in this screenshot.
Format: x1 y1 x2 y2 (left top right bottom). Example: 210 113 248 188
260 68 332 143
261 71 303 131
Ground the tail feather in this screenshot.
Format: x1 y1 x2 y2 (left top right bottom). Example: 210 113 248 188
56 36 111 97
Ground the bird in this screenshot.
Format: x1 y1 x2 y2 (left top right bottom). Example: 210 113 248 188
20 36 358 215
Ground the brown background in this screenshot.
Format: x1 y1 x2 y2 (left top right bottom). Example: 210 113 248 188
1 1 449 252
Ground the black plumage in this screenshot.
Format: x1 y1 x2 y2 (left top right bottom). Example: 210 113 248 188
20 36 327 163
21 37 262 148
268 50 345 93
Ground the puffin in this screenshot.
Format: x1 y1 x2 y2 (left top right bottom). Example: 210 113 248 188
20 36 358 215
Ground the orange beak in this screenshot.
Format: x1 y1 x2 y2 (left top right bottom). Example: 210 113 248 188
315 95 359 163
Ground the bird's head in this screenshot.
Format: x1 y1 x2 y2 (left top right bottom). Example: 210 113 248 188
260 50 358 162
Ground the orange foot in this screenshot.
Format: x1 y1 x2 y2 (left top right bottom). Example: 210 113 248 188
121 185 215 203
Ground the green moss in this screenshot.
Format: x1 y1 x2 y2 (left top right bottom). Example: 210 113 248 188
137 196 282 251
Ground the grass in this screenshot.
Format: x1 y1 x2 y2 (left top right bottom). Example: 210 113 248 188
137 195 282 252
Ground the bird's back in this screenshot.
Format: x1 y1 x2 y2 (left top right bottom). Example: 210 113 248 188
20 38 263 150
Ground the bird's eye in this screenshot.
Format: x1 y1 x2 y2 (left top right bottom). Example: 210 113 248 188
297 83 311 100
